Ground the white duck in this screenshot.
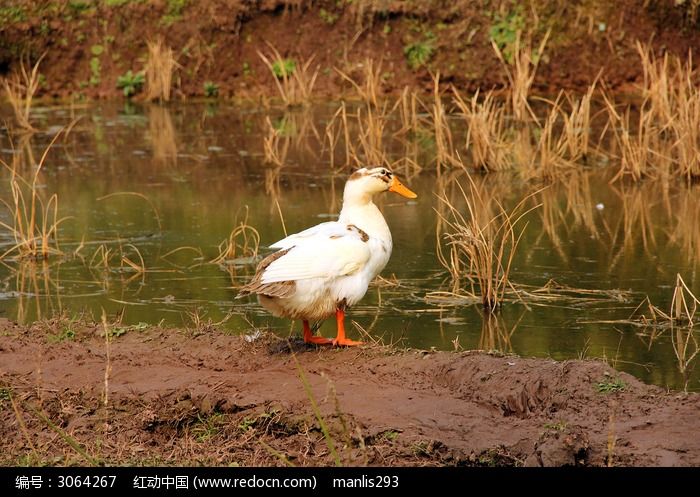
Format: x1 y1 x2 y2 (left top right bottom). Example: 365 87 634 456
239 166 417 346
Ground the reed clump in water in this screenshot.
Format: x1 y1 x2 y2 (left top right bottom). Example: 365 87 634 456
630 274 699 389
145 38 178 102
435 177 540 311
452 89 510 172
447 84 595 178
606 43 700 183
430 31 597 179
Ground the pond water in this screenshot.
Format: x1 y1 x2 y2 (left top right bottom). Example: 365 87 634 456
1 101 698 391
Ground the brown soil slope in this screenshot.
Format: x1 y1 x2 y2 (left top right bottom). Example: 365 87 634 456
2 1 700 99
1 319 698 466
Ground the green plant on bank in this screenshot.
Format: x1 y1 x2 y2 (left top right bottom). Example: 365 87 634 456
489 8 525 64
0 387 11 405
68 1 92 14
116 70 145 97
319 8 338 25
48 327 76 343
89 57 101 86
105 0 145 7
544 421 567 431
89 45 104 87
108 322 148 338
404 33 436 70
192 412 225 442
381 430 400 441
595 377 626 394
238 411 277 432
203 81 219 97
161 0 187 25
272 58 296 79
0 6 26 25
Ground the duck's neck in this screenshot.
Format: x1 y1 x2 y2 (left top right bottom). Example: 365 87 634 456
338 197 392 243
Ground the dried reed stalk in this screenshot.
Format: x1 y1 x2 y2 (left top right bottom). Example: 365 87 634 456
492 30 550 122
2 54 45 131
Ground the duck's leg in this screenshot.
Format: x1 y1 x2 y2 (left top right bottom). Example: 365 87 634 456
332 308 364 347
303 320 332 345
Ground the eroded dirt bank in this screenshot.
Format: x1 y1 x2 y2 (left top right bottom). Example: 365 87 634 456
3 0 700 99
1 318 699 467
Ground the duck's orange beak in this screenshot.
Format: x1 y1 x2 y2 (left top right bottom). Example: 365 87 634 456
388 176 417 199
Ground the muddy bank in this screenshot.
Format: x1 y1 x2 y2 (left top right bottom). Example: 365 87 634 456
0 318 698 466
2 1 700 99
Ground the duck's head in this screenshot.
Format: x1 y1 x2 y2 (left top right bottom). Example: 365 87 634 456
344 166 417 204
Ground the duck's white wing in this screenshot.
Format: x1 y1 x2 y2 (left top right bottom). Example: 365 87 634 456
269 222 342 250
261 226 371 284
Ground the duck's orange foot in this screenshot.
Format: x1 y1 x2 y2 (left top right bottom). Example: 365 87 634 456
332 337 364 347
304 335 333 345
302 321 333 345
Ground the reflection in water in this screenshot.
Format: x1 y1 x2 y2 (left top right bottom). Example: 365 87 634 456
10 260 62 323
478 311 523 354
148 105 178 166
0 102 699 391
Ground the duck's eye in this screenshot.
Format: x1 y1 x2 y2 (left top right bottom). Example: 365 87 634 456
381 169 390 177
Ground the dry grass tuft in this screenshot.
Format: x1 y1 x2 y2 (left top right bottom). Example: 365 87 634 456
0 133 70 261
258 45 318 107
561 82 596 163
452 89 510 172
350 103 391 168
529 94 571 180
335 58 383 108
430 73 460 172
632 274 699 386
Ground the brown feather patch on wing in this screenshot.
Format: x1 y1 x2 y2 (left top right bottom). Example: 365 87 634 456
346 224 369 242
238 247 296 298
